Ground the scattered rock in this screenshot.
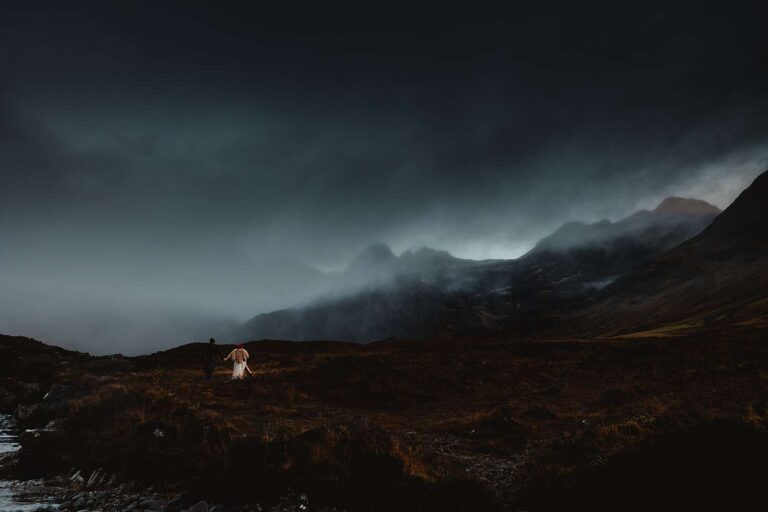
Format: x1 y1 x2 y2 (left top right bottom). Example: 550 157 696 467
166 492 188 510
188 501 208 512
70 471 85 486
87 468 103 487
46 418 69 430
139 499 166 511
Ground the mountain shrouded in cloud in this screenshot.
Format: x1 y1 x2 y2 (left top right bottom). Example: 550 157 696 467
558 169 768 337
235 197 722 342
0 1 767 353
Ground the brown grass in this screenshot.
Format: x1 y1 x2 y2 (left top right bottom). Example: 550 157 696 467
9 334 768 510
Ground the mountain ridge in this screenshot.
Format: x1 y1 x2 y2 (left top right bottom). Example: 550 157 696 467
558 169 768 337
236 195 724 342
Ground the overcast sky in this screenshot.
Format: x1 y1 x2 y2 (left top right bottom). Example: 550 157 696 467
1 1 767 353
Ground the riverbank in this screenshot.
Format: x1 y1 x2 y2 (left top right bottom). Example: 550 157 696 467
1 414 61 511
2 333 768 510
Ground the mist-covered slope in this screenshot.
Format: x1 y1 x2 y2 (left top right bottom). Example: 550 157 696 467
529 198 719 255
236 278 491 342
561 170 768 337
237 197 721 342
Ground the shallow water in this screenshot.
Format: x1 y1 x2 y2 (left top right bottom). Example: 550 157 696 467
0 414 57 512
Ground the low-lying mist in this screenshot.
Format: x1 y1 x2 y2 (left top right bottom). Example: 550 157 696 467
2 166 765 355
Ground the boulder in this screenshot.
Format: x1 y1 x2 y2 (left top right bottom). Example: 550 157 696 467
14 403 58 429
13 385 70 429
0 378 42 413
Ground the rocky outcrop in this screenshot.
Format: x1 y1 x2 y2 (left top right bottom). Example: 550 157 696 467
14 384 73 430
0 378 41 414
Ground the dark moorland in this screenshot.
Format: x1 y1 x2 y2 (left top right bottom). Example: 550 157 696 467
2 332 768 511
2 2 768 510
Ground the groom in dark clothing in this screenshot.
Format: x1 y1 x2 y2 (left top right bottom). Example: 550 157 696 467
202 337 223 381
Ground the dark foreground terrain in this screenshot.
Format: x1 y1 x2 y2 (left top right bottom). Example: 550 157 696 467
2 332 767 511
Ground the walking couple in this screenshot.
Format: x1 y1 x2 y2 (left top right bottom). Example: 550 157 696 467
203 338 253 381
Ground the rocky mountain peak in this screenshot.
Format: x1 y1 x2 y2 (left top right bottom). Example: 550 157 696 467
653 197 721 216
345 243 397 274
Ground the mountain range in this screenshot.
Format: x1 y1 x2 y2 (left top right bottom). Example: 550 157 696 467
233 183 761 342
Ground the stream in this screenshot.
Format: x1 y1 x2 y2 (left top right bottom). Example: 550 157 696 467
0 414 58 512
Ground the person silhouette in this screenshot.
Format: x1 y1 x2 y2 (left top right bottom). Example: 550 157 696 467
202 337 222 381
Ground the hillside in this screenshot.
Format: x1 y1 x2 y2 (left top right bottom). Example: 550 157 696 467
237 198 720 342
561 170 768 337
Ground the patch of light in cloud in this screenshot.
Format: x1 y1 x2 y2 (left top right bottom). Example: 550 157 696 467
447 241 534 260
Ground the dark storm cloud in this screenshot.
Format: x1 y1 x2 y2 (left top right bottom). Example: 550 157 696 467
0 1 766 352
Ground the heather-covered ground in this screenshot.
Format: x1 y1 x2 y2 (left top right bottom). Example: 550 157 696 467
2 334 768 511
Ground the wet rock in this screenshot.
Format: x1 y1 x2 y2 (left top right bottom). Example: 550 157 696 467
14 402 62 429
188 501 208 512
0 379 44 413
58 500 72 510
73 497 86 508
15 403 44 424
70 471 85 485
87 468 103 487
166 492 188 510
139 499 166 510
45 417 69 430
13 384 71 429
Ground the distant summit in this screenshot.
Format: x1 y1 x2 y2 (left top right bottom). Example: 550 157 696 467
399 247 462 272
653 197 721 216
345 243 465 279
345 243 397 276
529 196 719 255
